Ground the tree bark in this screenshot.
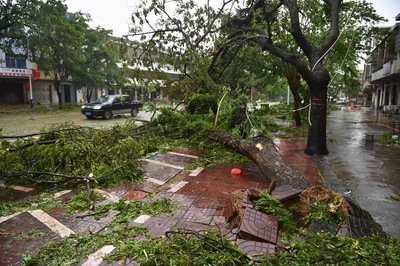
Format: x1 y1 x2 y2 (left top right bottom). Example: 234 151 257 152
209 130 309 189
54 80 62 105
287 73 302 127
304 68 329 155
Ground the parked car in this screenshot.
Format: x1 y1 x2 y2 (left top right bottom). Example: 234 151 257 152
81 94 143 119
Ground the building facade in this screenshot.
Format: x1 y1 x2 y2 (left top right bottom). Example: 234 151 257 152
362 14 400 112
0 47 79 105
0 48 32 104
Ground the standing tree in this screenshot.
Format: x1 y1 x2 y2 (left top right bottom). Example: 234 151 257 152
28 0 88 105
0 0 38 38
215 0 383 155
73 28 127 103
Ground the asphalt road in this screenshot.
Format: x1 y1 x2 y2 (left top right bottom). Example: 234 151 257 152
0 107 155 136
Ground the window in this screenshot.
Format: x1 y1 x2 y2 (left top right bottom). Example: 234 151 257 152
5 57 15 68
5 56 27 68
16 59 26 68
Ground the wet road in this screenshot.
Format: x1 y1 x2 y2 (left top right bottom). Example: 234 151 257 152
317 107 400 239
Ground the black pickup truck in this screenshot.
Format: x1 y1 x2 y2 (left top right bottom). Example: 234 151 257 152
81 94 143 119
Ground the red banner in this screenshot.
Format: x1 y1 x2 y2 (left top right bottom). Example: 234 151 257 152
32 68 41 80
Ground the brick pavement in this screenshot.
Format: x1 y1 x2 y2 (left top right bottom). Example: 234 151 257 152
0 141 384 265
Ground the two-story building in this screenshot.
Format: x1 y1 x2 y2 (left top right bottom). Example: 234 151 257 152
0 46 32 104
362 13 400 112
363 14 400 111
0 45 79 105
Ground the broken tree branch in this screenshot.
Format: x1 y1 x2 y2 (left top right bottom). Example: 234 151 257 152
208 130 309 189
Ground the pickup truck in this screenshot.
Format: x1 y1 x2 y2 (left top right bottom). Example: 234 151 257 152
81 94 143 119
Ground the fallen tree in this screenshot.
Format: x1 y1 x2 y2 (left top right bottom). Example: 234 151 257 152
208 130 308 189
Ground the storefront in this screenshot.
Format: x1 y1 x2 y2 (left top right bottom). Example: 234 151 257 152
0 68 32 104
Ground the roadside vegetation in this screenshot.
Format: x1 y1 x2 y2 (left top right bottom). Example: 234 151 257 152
381 134 400 147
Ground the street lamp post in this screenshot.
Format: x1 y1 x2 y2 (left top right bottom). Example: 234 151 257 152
29 69 33 108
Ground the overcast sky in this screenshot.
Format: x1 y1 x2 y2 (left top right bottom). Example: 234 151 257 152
64 0 400 37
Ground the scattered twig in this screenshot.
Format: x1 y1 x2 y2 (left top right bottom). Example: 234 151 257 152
85 178 95 211
165 229 252 262
0 126 91 139
25 171 97 182
213 90 229 129
76 209 109 219
8 140 56 152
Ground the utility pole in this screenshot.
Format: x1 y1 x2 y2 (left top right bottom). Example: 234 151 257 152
27 39 33 108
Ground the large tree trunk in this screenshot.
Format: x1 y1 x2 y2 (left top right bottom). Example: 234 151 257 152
86 87 93 103
54 80 62 105
209 130 309 189
304 68 329 155
287 73 302 127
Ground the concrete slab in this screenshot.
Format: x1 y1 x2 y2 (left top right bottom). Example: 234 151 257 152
0 181 34 192
167 151 199 159
179 205 217 225
82 245 115 266
140 158 184 170
28 209 74 238
147 153 195 169
271 185 302 202
189 167 204 177
133 215 151 224
167 181 188 193
142 216 177 236
0 212 22 224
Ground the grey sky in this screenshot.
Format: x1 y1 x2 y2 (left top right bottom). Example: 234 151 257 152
64 0 400 37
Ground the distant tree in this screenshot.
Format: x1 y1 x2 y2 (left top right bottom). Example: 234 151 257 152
0 0 39 51
0 0 37 36
28 0 89 105
73 28 127 103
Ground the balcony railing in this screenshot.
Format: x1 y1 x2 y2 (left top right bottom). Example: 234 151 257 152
371 59 400 81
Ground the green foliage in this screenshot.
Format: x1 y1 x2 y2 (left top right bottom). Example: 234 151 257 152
108 230 252 265
66 191 105 214
0 0 39 44
0 122 158 187
387 194 400 201
0 192 64 217
188 145 250 169
21 226 148 266
131 0 227 99
265 233 400 265
304 197 346 225
253 191 296 233
381 134 400 146
227 95 250 138
187 94 218 115
98 197 178 226
74 27 127 100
